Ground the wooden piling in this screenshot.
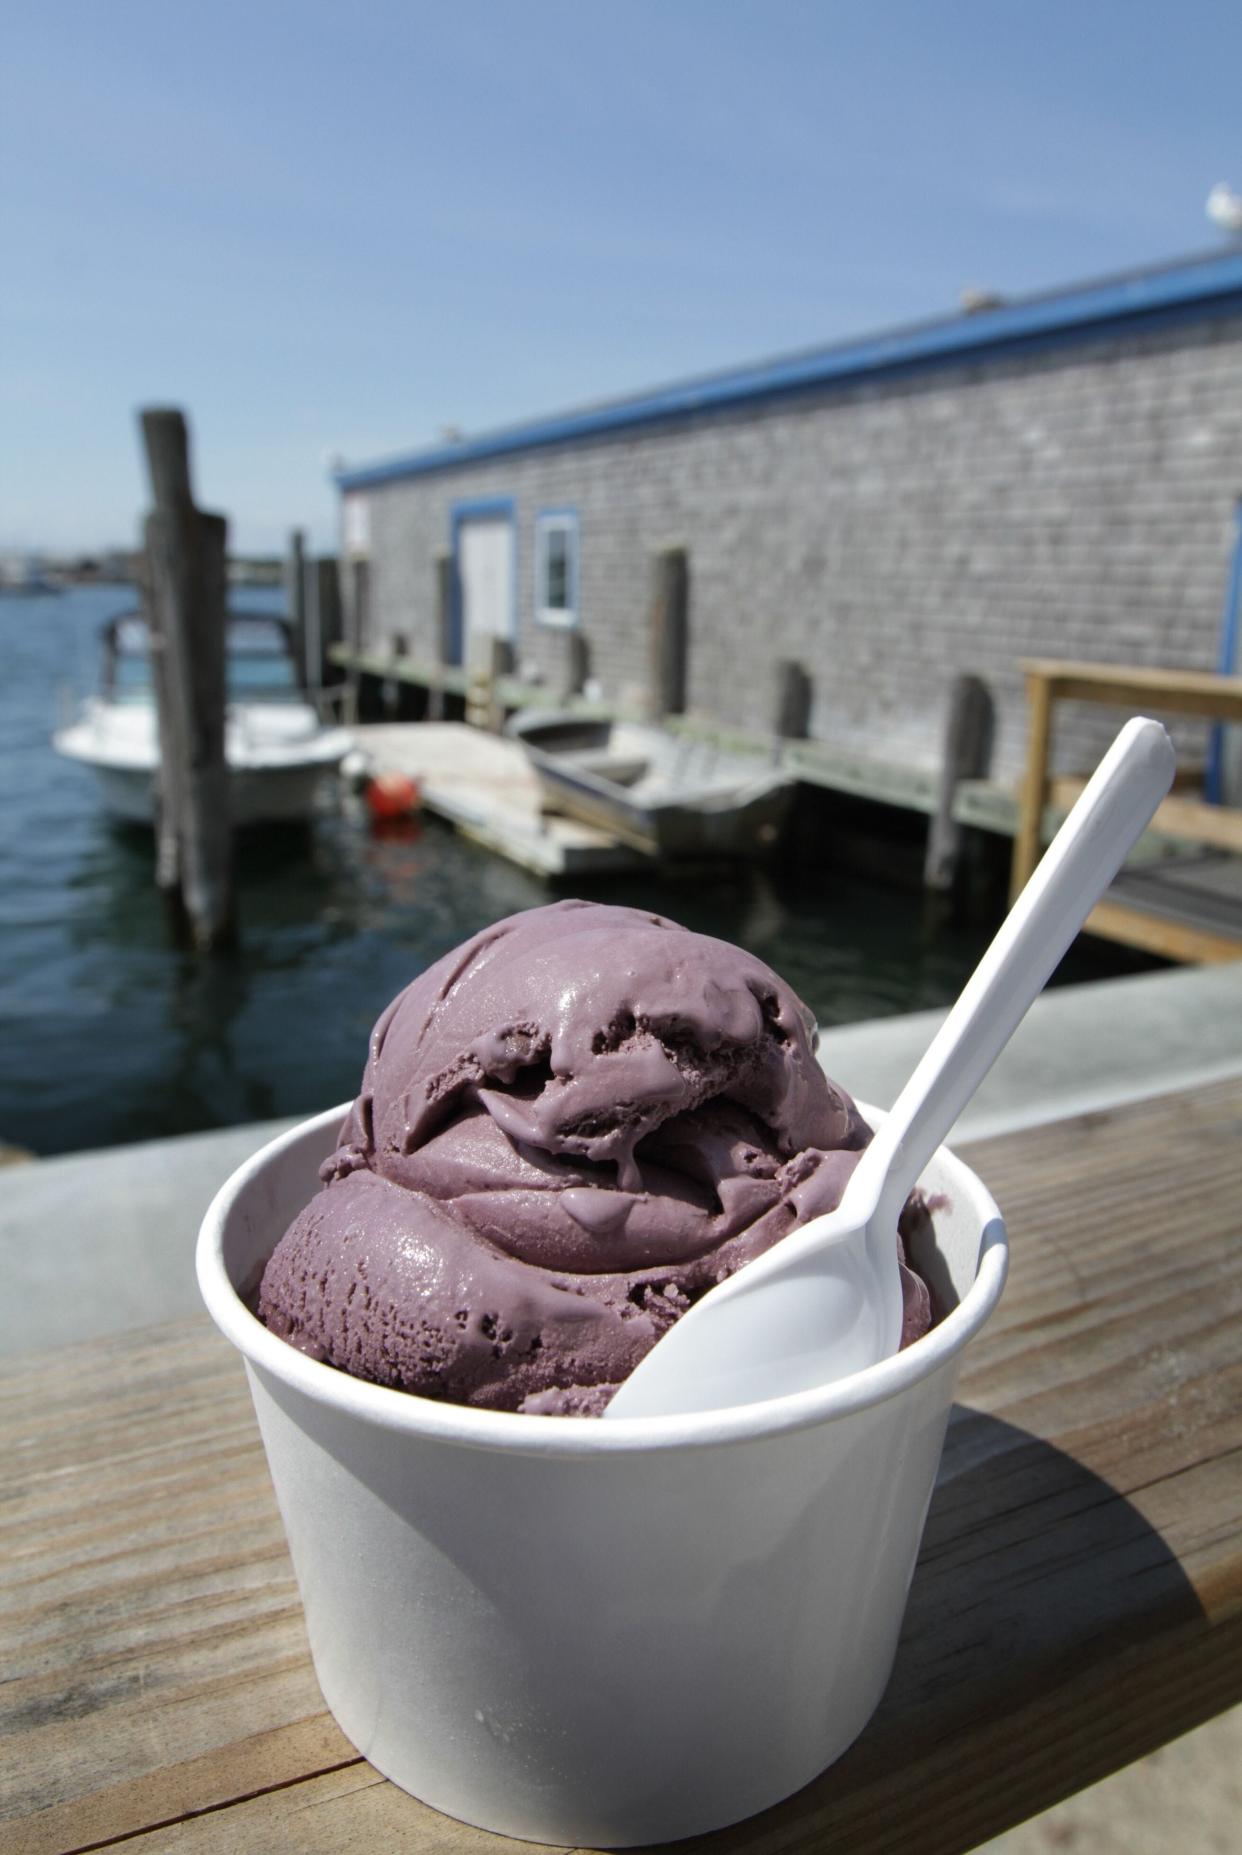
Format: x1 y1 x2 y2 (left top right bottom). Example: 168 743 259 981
344 558 369 725
428 549 453 720
139 408 234 950
565 628 590 699
648 546 688 718
466 632 509 731
924 673 994 892
140 543 182 895
304 555 343 694
772 659 812 742
285 529 306 690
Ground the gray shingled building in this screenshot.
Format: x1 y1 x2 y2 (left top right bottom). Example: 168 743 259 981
335 250 1242 786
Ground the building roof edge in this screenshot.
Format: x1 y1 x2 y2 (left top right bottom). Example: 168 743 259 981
336 247 1242 492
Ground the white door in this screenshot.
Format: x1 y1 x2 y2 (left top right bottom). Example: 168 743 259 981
458 516 513 663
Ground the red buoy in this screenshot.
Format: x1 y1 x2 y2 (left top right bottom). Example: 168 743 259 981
365 772 421 821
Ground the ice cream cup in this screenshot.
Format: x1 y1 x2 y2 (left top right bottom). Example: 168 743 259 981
197 1100 1007 1847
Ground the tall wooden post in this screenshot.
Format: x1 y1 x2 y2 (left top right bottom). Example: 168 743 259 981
1010 669 1054 904
343 558 369 724
137 544 181 893
304 555 343 695
772 659 812 743
285 528 306 691
648 546 688 719
466 633 509 731
428 549 453 720
140 408 234 950
565 629 590 699
924 673 994 893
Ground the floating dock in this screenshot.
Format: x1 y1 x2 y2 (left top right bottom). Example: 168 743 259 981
346 722 644 877
346 705 1242 958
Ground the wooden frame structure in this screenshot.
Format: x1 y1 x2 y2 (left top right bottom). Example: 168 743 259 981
1011 658 1242 962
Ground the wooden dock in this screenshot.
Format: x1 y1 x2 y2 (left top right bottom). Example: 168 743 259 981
346 723 644 878
341 652 1242 959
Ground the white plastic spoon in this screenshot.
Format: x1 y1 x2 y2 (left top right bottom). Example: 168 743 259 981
605 715 1175 1420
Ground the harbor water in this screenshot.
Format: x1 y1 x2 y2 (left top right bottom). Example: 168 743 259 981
2 585 1151 1158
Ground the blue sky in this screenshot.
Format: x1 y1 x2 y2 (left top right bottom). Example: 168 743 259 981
2 0 1239 553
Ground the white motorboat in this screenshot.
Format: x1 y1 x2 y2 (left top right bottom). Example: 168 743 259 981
505 710 795 857
54 610 352 826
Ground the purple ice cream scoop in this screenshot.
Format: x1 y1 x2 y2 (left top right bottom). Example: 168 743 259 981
258 900 933 1413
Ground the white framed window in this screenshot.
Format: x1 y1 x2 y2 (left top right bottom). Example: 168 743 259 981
534 509 579 628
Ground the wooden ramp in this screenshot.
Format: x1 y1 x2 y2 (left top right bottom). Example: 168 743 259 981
1091 847 1242 961
1008 659 1242 963
347 722 643 877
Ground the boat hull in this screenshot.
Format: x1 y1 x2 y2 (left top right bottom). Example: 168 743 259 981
52 609 351 829
74 758 341 828
508 713 794 859
54 701 351 829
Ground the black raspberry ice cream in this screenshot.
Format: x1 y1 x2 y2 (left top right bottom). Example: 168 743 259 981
259 899 934 1412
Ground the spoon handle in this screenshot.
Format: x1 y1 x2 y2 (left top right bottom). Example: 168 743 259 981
865 715 1175 1218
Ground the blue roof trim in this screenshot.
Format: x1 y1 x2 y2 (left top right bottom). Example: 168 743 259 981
337 250 1242 492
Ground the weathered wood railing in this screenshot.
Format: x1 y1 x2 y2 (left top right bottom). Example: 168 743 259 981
1011 658 1242 962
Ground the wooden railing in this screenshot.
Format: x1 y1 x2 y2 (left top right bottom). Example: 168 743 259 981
1011 659 1242 962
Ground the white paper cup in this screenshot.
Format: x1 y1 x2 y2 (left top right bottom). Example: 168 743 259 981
198 1101 1007 1846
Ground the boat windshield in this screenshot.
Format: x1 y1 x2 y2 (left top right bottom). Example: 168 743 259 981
105 613 303 703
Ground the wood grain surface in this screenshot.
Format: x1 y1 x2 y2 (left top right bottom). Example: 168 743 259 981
3 1078 1240 1855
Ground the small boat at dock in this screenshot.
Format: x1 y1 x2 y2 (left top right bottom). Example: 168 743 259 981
53 609 352 826
505 710 794 858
